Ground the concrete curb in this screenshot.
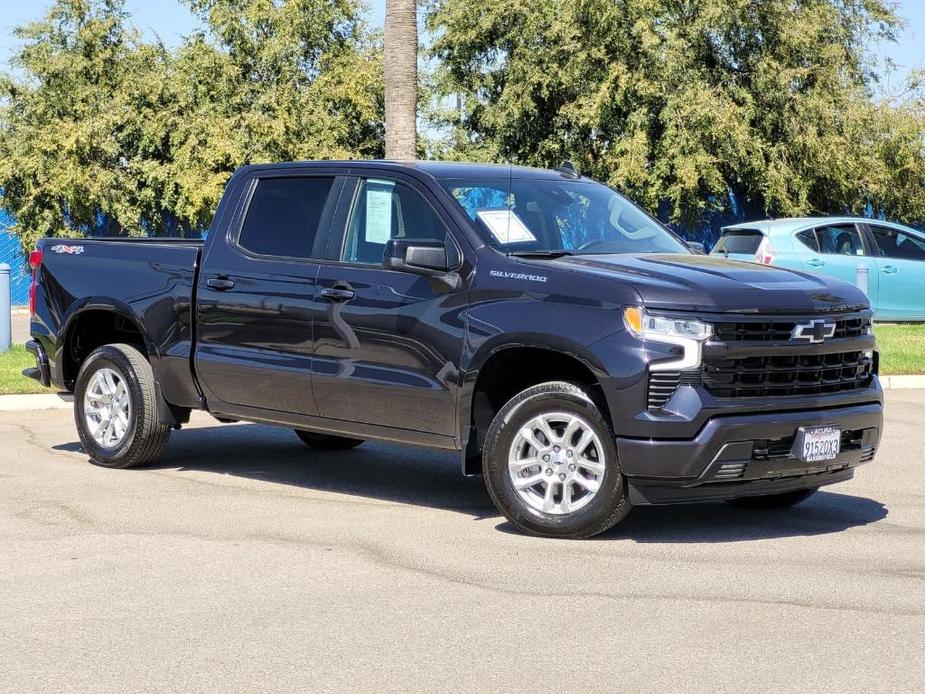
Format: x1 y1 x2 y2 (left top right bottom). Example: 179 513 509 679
0 393 74 412
880 375 925 389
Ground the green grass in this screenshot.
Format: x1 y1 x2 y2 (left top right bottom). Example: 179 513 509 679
0 345 56 395
874 323 925 376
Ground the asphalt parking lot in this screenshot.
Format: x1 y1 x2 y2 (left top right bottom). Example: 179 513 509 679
1 392 923 693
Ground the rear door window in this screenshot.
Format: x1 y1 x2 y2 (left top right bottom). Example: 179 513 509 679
713 229 764 254
870 226 925 260
813 224 865 256
795 229 820 252
237 176 337 259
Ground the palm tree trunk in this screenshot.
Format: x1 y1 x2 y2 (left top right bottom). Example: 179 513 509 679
384 0 417 160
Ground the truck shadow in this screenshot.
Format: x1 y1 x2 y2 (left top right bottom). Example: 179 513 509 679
55 422 888 541
586 492 887 543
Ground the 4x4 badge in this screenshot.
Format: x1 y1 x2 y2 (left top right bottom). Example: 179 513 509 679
791 319 836 343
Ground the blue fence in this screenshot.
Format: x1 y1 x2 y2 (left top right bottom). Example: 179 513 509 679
0 212 29 306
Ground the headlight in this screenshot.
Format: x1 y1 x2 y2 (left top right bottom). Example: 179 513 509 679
623 307 712 341
624 307 712 372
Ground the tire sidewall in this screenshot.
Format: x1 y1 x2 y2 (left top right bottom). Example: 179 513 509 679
74 347 144 467
483 383 629 538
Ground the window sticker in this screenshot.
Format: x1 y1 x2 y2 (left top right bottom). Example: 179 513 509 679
477 209 536 244
365 180 395 244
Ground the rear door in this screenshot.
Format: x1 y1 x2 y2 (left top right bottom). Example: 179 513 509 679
312 172 469 437
195 169 346 416
865 224 925 320
793 223 878 302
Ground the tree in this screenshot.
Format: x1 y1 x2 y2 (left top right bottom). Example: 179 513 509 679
0 0 385 250
384 0 417 159
0 0 176 251
173 0 385 226
427 0 925 226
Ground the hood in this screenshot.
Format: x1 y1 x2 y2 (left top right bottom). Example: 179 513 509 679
544 253 869 314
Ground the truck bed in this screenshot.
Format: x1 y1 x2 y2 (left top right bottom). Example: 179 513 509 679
32 236 204 408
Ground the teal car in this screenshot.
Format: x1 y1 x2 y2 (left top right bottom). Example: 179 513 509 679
711 217 925 321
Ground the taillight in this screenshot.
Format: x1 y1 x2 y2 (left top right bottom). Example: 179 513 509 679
28 249 43 315
754 236 776 265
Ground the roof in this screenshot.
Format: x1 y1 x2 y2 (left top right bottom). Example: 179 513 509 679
237 159 587 182
723 217 918 234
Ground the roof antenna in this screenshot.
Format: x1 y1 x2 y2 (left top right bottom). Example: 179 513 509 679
555 161 580 178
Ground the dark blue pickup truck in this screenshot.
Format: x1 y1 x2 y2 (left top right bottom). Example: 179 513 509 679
24 161 883 538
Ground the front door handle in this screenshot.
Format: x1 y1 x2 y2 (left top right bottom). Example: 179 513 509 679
806 258 825 268
881 264 898 275
321 287 356 302
206 277 236 291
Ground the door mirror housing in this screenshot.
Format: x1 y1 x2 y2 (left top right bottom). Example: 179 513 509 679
384 238 451 275
686 241 707 254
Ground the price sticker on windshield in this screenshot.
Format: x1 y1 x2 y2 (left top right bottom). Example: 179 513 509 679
477 209 536 244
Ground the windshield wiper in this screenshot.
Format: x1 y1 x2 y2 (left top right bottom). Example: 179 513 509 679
508 249 575 258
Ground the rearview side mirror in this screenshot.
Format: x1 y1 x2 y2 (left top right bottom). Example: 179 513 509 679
686 241 707 254
384 237 461 289
384 238 457 274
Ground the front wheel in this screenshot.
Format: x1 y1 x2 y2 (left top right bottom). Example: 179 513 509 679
482 381 631 539
726 488 818 509
74 343 172 468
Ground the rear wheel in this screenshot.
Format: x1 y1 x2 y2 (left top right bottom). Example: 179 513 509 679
74 344 171 468
726 488 817 509
294 430 364 450
482 381 631 539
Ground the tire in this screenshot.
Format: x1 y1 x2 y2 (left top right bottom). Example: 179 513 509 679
295 430 364 450
73 343 171 469
726 488 817 509
482 381 631 539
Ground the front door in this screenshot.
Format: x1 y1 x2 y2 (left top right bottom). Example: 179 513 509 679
312 175 468 437
196 172 345 416
866 224 925 320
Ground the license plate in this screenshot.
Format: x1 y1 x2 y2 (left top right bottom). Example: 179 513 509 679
793 426 841 463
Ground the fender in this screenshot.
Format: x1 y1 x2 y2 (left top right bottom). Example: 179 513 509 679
55 297 159 386
457 334 612 476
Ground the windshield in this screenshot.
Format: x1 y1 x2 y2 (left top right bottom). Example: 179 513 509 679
438 177 688 255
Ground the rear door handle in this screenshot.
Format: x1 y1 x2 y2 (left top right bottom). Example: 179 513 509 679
881 265 898 275
321 287 356 302
806 258 825 268
206 277 236 291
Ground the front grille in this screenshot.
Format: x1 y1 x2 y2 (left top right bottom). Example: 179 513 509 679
647 370 701 411
647 372 682 410
713 316 871 343
703 351 873 398
713 463 747 481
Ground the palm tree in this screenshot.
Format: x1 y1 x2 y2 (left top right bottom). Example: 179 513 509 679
384 0 417 160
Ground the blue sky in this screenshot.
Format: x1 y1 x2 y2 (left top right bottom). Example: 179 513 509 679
0 0 921 88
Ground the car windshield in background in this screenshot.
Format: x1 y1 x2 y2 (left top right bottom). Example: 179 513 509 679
714 229 765 254
438 177 688 255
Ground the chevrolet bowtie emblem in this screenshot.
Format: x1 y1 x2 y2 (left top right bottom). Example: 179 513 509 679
791 319 836 344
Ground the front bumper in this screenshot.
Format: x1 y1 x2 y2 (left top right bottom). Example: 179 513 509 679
617 401 882 505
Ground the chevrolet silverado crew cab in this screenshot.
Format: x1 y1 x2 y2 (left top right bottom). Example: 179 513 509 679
24 161 883 538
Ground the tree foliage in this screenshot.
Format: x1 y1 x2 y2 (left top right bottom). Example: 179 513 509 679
427 0 925 225
0 0 383 250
